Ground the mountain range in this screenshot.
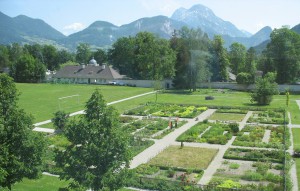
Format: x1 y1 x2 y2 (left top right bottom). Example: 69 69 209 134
0 4 299 51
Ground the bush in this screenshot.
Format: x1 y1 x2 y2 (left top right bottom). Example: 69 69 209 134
229 123 239 134
229 163 240 169
205 96 214 100
236 72 253 85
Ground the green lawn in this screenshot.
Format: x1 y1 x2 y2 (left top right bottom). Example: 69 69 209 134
16 83 152 122
208 113 245 121
148 146 218 170
3 175 137 191
292 128 300 150
4 175 69 191
296 159 300 190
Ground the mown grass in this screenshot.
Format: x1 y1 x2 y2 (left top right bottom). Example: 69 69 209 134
148 146 218 170
292 128 300 150
5 175 69 191
16 83 152 122
208 113 245 121
296 159 300 190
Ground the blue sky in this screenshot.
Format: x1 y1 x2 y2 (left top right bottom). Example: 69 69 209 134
0 0 299 35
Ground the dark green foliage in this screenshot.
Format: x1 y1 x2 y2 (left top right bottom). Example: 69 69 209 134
9 53 46 83
0 74 46 190
236 72 253 84
250 73 279 105
55 90 132 191
210 35 229 82
260 27 300 84
229 42 246 75
170 27 211 91
110 32 176 80
229 123 239 134
75 43 91 64
51 111 69 130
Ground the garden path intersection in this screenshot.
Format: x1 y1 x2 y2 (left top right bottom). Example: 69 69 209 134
33 96 300 191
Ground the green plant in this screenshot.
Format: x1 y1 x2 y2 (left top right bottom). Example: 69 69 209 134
229 163 240 169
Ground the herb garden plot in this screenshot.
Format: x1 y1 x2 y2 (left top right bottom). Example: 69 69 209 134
210 147 289 190
122 118 186 139
124 103 207 118
247 110 286 124
233 125 290 149
177 122 236 145
210 160 284 190
208 112 246 122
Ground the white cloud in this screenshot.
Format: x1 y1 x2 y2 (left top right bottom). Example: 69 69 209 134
62 22 86 35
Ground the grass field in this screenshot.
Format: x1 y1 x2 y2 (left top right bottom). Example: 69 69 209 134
292 128 300 150
208 113 245 121
148 146 218 170
16 84 300 124
4 175 69 191
16 83 152 122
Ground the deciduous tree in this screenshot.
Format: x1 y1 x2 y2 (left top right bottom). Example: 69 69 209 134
55 90 132 191
250 72 279 105
0 74 46 190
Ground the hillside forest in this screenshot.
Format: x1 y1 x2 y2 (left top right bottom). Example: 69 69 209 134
0 26 300 88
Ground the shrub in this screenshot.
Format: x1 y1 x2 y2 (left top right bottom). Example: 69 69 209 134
229 163 240 169
229 123 239 134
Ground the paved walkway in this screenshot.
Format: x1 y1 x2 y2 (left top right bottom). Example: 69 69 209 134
129 109 216 169
33 91 155 133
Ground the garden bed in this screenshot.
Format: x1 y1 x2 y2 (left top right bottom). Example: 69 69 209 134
124 103 207 118
176 122 236 145
233 125 290 149
210 159 284 190
247 110 286 124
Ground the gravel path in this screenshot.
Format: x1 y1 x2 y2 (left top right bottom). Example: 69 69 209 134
262 130 271 143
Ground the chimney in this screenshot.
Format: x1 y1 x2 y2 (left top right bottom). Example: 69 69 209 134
101 64 106 70
81 63 85 69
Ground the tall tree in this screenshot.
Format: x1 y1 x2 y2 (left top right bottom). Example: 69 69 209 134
10 53 46 83
55 90 132 191
42 45 58 70
171 27 211 90
0 74 46 190
263 28 300 83
76 43 91 64
250 72 278 105
210 35 229 82
0 45 10 69
93 49 108 64
229 42 246 74
56 49 75 68
110 32 176 80
109 36 136 78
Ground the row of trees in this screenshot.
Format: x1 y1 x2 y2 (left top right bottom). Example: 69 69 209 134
1 26 299 85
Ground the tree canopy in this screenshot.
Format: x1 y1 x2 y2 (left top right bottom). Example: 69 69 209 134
0 74 46 190
109 32 176 80
55 90 132 191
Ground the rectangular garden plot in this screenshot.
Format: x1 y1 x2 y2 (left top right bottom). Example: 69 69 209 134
208 112 246 122
127 146 218 191
233 125 290 149
247 110 286 124
210 160 284 190
124 103 207 118
177 122 236 145
148 146 218 170
212 146 289 190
